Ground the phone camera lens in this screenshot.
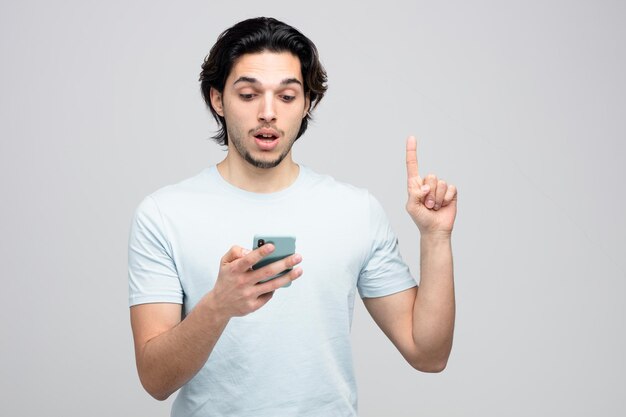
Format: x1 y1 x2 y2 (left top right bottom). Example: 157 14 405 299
258 239 265 247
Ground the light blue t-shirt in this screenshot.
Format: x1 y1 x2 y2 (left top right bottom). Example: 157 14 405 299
128 165 417 417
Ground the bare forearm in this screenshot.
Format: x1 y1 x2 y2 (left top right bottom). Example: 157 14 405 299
138 292 229 400
412 232 455 370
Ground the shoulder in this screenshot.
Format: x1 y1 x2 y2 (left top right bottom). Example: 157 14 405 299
301 165 372 203
301 166 386 218
151 168 212 199
133 168 214 217
298 168 388 227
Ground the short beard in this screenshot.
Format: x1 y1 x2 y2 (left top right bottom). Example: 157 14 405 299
242 150 290 169
228 128 295 169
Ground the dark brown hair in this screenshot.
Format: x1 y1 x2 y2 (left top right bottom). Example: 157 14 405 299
199 17 328 146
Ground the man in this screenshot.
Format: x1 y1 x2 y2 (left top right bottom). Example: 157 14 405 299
128 17 457 416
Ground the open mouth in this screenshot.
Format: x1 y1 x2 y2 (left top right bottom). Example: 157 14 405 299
253 130 280 150
254 133 278 142
253 128 280 150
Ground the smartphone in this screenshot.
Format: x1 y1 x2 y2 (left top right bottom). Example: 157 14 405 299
252 235 296 287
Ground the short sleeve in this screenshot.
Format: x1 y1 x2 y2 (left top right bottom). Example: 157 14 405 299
357 194 417 298
127 196 183 307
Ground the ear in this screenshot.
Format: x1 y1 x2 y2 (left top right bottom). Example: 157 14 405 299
303 94 311 119
210 87 224 117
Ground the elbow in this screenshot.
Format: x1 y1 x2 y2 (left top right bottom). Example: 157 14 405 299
416 360 447 373
142 379 174 401
409 356 449 373
408 339 453 373
138 371 174 401
136 355 176 401
150 390 172 402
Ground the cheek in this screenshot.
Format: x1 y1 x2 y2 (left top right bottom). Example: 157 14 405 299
223 103 249 125
283 105 306 125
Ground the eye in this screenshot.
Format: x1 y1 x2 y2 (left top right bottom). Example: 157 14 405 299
239 93 255 101
281 95 296 103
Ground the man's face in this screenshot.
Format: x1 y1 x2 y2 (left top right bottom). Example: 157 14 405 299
211 51 310 169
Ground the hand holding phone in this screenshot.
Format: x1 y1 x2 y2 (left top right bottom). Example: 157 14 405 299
252 235 296 287
208 240 302 318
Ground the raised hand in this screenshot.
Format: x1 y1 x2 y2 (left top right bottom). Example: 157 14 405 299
405 135 458 236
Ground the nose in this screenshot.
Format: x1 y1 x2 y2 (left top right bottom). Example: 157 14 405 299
258 93 276 123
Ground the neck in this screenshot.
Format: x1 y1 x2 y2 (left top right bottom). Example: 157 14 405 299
216 150 300 193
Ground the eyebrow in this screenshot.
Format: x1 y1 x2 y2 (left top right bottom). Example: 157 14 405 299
233 76 303 87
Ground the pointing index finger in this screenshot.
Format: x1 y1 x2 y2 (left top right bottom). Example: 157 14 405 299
406 135 420 180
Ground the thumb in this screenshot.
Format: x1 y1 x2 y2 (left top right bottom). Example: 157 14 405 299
222 245 250 264
410 180 430 201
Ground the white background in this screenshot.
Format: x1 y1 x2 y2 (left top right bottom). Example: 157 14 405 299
1 1 625 415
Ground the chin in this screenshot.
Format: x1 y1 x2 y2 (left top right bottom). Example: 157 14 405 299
244 153 285 169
